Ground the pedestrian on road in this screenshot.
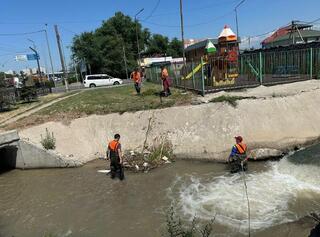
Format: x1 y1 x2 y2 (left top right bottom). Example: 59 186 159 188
107 134 124 180
160 65 171 97
131 68 142 95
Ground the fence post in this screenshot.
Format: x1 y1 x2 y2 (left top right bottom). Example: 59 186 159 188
191 60 195 90
259 52 263 85
310 47 313 80
201 57 205 96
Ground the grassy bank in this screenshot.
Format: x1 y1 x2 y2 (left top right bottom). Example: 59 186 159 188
6 83 194 129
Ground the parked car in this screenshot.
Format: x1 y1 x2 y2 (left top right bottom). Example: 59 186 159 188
84 74 123 88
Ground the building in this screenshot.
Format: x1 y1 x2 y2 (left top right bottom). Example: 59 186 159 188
22 67 46 76
262 21 320 49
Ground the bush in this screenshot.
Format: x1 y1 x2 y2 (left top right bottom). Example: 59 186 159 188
62 75 78 85
164 206 215 237
40 128 56 150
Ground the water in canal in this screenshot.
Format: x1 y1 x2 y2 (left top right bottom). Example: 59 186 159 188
1 145 320 237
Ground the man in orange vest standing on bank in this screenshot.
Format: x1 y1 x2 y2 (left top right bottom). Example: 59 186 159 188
107 134 124 180
130 68 141 95
228 135 248 173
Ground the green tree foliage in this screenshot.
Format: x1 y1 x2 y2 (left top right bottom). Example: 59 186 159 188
145 35 183 58
72 12 150 78
71 12 182 78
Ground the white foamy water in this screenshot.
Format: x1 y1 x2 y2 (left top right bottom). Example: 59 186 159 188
173 157 320 233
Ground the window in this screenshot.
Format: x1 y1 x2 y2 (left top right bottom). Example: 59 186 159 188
87 76 100 80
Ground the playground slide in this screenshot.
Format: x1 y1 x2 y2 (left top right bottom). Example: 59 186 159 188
182 61 207 80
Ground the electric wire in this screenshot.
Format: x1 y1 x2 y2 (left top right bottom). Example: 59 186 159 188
142 0 161 21
0 30 45 36
241 162 251 237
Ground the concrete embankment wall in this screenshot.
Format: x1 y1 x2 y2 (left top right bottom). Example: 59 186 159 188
0 130 82 169
19 87 320 163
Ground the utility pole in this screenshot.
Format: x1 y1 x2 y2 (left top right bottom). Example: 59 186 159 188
135 8 144 68
54 25 69 91
44 24 56 86
179 0 186 89
29 46 42 81
122 45 129 79
73 59 79 83
235 0 246 39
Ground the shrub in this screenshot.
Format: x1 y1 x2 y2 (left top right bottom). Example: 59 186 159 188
164 206 215 237
40 128 56 150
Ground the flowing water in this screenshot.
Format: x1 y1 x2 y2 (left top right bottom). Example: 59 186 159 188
1 145 320 237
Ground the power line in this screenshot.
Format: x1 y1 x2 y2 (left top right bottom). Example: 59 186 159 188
150 0 238 18
0 30 45 36
141 10 234 28
143 0 161 21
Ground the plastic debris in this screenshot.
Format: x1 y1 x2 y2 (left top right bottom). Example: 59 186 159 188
162 156 169 161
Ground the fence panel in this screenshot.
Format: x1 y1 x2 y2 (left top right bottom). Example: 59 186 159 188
146 45 320 94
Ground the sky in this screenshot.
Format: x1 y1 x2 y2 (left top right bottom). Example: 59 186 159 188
1 0 320 73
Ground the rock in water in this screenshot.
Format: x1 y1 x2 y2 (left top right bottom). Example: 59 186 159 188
248 148 283 160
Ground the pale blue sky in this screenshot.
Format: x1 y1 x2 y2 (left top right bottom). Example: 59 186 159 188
1 0 319 72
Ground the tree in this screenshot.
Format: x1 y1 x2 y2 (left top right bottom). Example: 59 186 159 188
71 12 150 78
146 34 169 56
71 11 183 78
167 37 183 58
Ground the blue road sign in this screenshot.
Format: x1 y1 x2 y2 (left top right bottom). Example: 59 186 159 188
27 54 40 61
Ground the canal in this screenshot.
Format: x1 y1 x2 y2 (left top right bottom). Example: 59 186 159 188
1 145 320 236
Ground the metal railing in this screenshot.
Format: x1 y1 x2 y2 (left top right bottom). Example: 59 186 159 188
145 45 320 95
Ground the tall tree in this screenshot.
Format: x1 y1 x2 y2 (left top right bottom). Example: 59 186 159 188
167 37 183 58
71 11 182 78
72 12 150 78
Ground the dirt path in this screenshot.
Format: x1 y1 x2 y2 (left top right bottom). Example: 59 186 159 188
0 92 81 126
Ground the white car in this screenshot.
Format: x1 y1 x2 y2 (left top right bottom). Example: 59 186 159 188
84 74 123 88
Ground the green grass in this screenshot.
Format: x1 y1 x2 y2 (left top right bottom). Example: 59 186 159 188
209 95 256 107
36 83 193 117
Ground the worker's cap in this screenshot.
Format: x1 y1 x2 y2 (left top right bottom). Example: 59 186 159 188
234 136 243 142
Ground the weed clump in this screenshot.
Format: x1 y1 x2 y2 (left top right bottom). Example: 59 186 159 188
123 136 174 172
209 95 256 107
40 128 56 150
164 206 215 237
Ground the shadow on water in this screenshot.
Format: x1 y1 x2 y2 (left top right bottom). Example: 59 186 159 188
288 143 320 166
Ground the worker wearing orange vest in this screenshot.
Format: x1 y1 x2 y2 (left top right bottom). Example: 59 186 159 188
228 136 248 173
107 134 124 180
130 68 141 95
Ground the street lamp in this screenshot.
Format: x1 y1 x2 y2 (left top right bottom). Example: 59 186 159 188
235 0 246 39
135 8 144 68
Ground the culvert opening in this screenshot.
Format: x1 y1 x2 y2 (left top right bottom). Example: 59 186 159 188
0 146 18 173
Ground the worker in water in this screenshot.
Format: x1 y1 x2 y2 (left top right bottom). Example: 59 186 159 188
160 65 171 97
107 133 124 180
228 136 248 173
130 68 141 95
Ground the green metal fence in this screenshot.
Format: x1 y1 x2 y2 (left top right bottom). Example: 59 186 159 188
145 45 320 95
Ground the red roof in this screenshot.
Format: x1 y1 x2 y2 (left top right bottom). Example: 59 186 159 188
262 26 291 45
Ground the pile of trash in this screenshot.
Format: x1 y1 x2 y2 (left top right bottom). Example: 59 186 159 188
123 139 174 173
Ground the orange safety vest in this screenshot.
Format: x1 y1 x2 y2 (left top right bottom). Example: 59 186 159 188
108 140 120 158
235 143 247 154
131 72 141 83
